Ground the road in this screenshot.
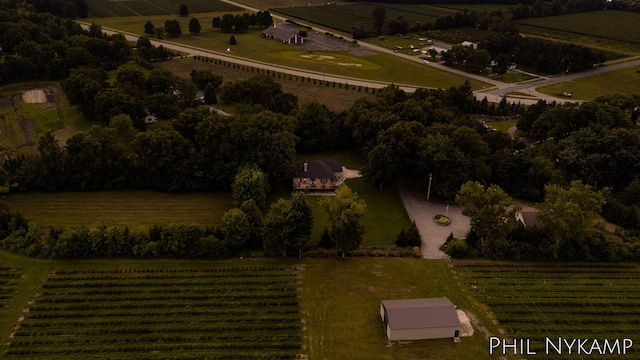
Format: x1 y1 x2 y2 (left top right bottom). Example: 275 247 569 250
80 0 640 104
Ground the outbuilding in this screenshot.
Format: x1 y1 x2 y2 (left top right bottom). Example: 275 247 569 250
380 297 461 341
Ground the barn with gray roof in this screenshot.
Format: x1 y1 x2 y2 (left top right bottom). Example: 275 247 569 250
380 297 461 341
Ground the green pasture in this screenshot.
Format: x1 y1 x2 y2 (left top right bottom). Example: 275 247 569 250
1 191 234 229
516 11 640 55
536 65 640 100
433 4 515 12
454 260 640 356
87 0 241 18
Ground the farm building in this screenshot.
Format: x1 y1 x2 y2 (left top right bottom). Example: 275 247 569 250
293 159 343 192
262 23 304 44
380 297 461 341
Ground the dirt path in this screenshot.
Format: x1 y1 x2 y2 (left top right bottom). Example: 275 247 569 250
397 180 470 259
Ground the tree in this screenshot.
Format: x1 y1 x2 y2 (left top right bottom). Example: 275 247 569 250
387 16 409 34
188 18 201 35
220 14 234 33
164 20 182 37
262 193 313 257
222 208 250 250
537 180 607 259
231 164 268 209
190 69 223 90
233 15 248 33
405 221 421 247
321 185 366 257
372 6 386 35
144 21 155 36
239 199 263 250
179 3 189 17
204 82 217 104
229 35 237 45
455 181 519 254
212 16 221 29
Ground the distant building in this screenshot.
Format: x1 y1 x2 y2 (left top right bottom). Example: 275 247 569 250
262 23 305 44
380 297 462 341
293 160 343 192
516 206 541 228
428 42 452 54
461 41 478 49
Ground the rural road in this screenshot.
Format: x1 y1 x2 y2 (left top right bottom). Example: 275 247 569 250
397 181 470 260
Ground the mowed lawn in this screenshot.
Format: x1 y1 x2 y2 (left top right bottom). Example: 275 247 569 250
301 258 497 360
1 191 234 228
537 65 640 100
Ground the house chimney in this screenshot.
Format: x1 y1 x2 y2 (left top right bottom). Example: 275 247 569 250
303 162 308 173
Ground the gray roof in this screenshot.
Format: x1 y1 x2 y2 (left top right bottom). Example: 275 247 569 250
295 159 342 179
430 42 452 51
519 207 541 227
382 297 460 330
262 23 300 40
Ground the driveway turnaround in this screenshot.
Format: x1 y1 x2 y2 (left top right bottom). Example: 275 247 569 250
398 181 470 259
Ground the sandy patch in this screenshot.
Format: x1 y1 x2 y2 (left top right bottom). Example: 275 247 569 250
342 167 362 179
300 54 335 60
23 90 47 103
337 63 363 67
457 309 474 337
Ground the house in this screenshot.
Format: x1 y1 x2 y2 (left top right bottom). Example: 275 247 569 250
293 160 343 191
460 41 478 49
428 42 452 54
380 297 462 341
262 23 305 44
516 206 541 227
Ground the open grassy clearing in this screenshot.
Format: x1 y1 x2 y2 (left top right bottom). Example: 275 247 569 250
157 57 376 112
0 82 87 154
454 260 640 357
301 258 499 360
1 191 233 229
536 65 640 100
87 0 241 18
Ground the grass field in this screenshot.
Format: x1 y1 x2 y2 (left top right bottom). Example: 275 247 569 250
453 260 640 357
87 0 241 17
516 11 640 55
536 65 640 100
1 191 234 228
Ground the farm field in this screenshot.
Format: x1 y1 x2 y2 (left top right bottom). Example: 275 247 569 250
0 252 502 360
536 65 640 100
86 0 241 17
1 257 303 359
454 260 640 357
1 191 234 228
0 82 87 155
516 11 640 55
271 3 455 35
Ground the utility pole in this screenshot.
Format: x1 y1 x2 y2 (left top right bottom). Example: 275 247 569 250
426 172 433 201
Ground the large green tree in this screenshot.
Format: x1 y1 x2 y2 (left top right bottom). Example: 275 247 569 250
456 181 519 254
262 193 313 257
321 185 366 257
231 164 268 209
537 180 607 259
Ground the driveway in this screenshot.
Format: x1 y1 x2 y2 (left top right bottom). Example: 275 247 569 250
398 181 470 259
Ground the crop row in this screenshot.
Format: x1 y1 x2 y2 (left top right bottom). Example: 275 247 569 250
21 312 301 328
38 288 298 301
6 349 299 360
42 285 296 297
56 266 298 274
86 0 241 18
26 305 300 319
48 271 297 280
453 260 637 269
29 298 298 312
